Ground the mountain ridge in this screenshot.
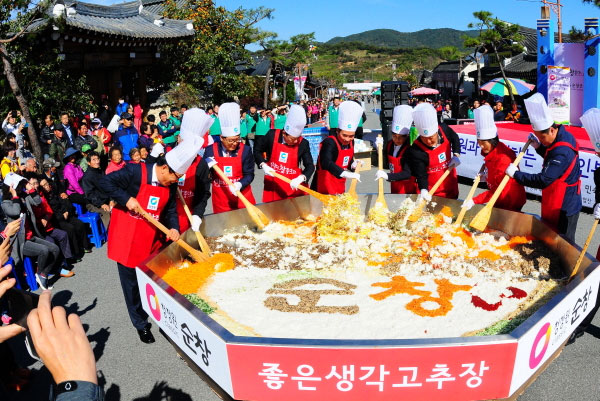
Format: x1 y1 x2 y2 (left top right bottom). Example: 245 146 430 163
326 28 479 49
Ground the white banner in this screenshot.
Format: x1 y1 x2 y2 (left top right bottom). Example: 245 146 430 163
547 66 571 125
456 132 599 208
554 44 585 126
509 266 600 394
136 268 234 395
294 76 307 100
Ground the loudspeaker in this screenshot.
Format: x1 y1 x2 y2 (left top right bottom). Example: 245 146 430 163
379 80 409 139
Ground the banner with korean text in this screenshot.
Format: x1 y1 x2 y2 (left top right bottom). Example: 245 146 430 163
547 66 571 125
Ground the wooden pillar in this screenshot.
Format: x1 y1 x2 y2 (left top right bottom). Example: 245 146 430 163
109 69 122 108
136 67 147 115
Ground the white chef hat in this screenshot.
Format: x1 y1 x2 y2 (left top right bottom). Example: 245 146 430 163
165 135 204 174
474 104 498 140
337 101 363 132
525 93 554 132
412 103 438 138
391 105 413 135
179 108 212 142
218 102 241 137
3 172 25 189
581 108 600 153
284 105 306 138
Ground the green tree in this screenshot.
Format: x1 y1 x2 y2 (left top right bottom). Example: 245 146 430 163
272 33 315 104
464 11 524 104
439 46 461 61
160 0 273 104
582 0 600 6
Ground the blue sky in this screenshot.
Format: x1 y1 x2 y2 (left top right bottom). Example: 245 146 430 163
93 0 598 43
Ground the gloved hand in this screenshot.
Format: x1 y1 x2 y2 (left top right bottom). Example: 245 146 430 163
594 203 600 220
191 215 202 232
341 171 361 182
150 143 164 158
228 182 242 196
375 136 384 147
528 133 541 149
290 175 306 190
350 159 362 170
505 164 518 178
462 199 475 210
206 157 217 169
375 170 388 181
418 189 432 203
448 156 461 169
479 168 488 183
261 163 275 177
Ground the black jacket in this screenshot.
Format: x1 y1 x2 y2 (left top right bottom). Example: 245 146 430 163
100 162 179 231
253 129 315 180
81 166 110 208
186 158 211 218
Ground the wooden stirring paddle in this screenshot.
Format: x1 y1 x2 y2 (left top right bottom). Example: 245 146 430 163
269 171 332 204
375 134 388 210
176 188 212 254
569 219 599 281
348 160 363 200
454 164 485 227
469 138 532 232
136 207 209 262
211 165 270 230
408 166 455 222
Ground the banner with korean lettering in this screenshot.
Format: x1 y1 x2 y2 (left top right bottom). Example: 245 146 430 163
554 43 585 126
136 268 234 396
454 132 599 208
509 265 600 395
547 66 571 125
227 341 517 401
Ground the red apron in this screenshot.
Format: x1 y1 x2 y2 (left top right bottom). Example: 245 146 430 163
211 142 256 213
316 136 354 195
176 156 201 233
107 163 170 268
263 130 305 202
387 141 417 194
541 141 580 230
414 127 458 199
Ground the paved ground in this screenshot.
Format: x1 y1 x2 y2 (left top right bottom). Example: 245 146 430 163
5 103 600 400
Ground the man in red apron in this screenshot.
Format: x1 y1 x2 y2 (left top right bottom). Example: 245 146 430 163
462 104 526 212
254 104 315 202
405 103 461 202
506 93 581 242
311 101 363 195
102 134 203 343
174 108 213 233
204 102 256 213
375 105 417 194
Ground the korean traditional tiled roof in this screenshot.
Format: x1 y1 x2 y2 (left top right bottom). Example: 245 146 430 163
30 0 193 39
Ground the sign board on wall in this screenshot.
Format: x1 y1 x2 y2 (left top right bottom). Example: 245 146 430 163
547 66 571 125
555 43 585 126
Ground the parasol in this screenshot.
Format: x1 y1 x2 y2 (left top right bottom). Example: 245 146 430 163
409 87 439 96
480 77 535 97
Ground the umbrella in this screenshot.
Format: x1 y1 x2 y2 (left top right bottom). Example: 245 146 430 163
372 89 381 95
480 77 535 97
410 87 439 96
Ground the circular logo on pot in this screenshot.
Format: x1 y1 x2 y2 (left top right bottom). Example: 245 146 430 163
529 321 551 369
145 283 161 321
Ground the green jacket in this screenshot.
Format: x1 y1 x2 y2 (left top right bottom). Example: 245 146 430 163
240 118 248 138
274 114 287 130
209 115 221 136
328 106 339 128
256 117 271 136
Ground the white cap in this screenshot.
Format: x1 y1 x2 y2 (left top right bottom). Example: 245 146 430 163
391 105 413 135
525 93 554 132
179 108 212 142
218 102 241 137
412 103 438 138
474 104 498 140
581 108 600 153
4 172 25 189
165 136 204 174
284 105 306 138
337 101 363 132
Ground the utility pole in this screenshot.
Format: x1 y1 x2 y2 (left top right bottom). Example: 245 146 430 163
542 0 563 43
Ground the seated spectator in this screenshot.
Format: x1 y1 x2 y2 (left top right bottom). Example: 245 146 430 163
39 176 91 261
505 103 521 122
73 123 97 153
90 118 110 155
1 176 61 290
138 123 154 150
106 147 125 174
139 146 149 162
62 148 87 208
23 158 37 173
0 143 18 179
113 112 139 161
23 173 73 274
494 101 506 121
49 125 69 169
81 151 112 228
129 148 141 164
40 114 55 157
80 144 93 172
41 158 66 196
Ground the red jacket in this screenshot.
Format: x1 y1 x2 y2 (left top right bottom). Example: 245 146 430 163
31 194 55 233
472 141 526 212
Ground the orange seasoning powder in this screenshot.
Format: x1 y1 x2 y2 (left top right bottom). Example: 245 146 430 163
161 253 235 294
